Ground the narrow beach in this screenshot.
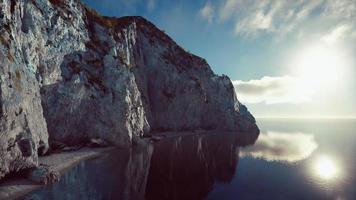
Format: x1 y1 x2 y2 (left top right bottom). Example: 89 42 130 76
0 147 114 200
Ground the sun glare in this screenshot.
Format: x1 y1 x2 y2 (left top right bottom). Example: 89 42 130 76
291 43 350 91
313 155 339 180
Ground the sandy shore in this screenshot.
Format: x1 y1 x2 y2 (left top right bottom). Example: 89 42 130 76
0 147 115 200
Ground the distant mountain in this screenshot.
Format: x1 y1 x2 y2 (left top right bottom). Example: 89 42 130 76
0 0 258 179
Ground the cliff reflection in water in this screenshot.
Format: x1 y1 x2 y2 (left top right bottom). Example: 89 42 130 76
27 144 154 200
145 132 258 200
27 132 258 200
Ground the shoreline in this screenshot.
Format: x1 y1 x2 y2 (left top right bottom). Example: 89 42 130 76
0 147 115 200
0 131 258 199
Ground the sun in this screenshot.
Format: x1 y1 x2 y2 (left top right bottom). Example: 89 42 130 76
290 43 349 91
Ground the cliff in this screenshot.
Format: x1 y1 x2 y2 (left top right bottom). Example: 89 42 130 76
0 0 258 179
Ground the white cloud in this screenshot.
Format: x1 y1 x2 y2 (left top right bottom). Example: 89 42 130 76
198 2 215 23
213 0 355 38
232 76 313 104
217 0 317 36
323 0 356 20
295 0 323 20
218 0 239 21
241 131 318 162
321 24 355 44
234 10 274 36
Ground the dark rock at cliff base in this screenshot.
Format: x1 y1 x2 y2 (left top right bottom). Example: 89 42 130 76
27 164 60 185
87 138 109 148
0 0 258 179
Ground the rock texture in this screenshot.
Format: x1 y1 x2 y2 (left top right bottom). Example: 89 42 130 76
0 0 51 180
0 0 258 179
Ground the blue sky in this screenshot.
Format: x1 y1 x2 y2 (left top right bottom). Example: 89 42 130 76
82 0 356 118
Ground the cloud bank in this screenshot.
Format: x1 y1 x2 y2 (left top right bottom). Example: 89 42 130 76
232 76 313 104
241 131 318 162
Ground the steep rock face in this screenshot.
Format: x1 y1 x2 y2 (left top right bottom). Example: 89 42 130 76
130 18 257 132
0 0 53 179
0 0 258 179
40 11 150 146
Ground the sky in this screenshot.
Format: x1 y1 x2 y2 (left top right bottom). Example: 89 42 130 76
82 0 356 118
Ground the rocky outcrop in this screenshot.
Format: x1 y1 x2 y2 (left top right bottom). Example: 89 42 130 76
131 18 257 132
0 0 258 179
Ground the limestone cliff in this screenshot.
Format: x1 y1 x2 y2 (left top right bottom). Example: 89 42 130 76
0 0 258 179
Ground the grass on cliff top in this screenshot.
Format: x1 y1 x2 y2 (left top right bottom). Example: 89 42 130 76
84 5 117 28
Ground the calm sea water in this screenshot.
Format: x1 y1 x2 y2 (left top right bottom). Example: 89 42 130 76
26 119 356 200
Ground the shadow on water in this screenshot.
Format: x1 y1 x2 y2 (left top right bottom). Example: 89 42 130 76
25 131 258 200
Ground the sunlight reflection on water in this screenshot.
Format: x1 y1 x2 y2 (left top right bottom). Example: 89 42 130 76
240 128 347 190
313 155 339 180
